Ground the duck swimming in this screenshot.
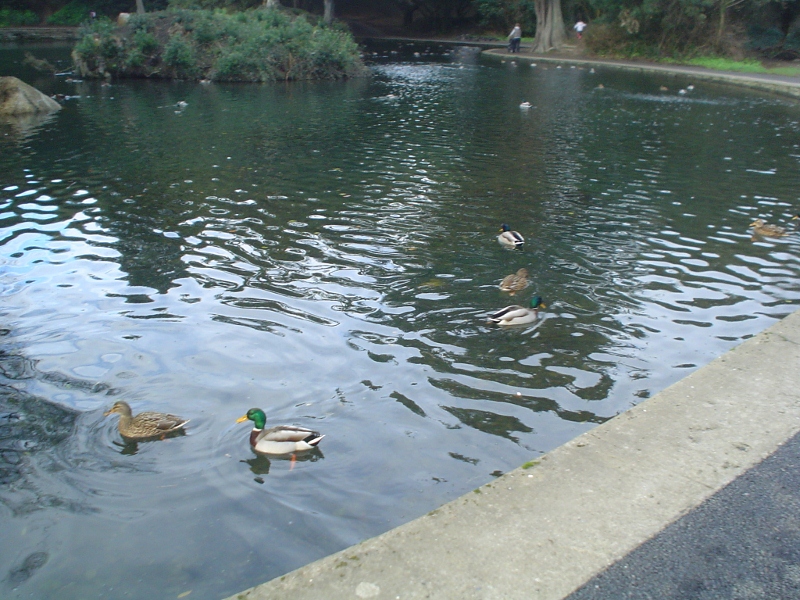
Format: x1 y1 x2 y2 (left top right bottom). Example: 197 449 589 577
497 224 524 249
488 296 545 326
104 400 189 440
750 219 788 238
236 408 324 455
499 268 530 295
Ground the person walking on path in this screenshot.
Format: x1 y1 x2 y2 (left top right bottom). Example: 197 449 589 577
574 20 587 40
508 23 522 53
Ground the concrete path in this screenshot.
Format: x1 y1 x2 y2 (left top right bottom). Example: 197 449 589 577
482 47 800 99
228 309 800 599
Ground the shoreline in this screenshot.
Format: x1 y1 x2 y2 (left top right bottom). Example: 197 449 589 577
3 26 800 100
481 46 800 100
228 309 800 599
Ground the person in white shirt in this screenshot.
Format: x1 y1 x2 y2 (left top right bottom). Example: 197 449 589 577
508 23 522 53
574 20 587 39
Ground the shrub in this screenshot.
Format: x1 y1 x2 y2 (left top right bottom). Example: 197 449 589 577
0 8 39 26
746 25 785 56
72 8 365 82
48 1 91 26
133 29 159 54
785 30 800 54
163 34 197 76
474 0 535 34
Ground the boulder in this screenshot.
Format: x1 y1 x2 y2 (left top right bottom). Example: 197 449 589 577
118 12 130 25
0 77 61 116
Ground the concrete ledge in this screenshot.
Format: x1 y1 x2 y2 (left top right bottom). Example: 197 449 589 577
228 309 800 600
482 49 800 101
0 27 80 42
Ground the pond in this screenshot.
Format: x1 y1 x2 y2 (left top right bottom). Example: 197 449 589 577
1 40 799 600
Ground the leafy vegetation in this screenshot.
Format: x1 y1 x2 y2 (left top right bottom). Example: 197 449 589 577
577 0 800 59
72 8 367 82
683 56 800 75
47 1 91 25
473 0 537 34
7 0 800 64
0 8 39 26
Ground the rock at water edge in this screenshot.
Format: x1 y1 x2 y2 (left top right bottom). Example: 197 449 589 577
0 76 61 116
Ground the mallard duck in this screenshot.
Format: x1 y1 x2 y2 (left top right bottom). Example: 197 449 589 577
488 296 545 326
104 400 189 440
499 268 530 295
236 408 324 455
498 224 524 249
750 219 788 238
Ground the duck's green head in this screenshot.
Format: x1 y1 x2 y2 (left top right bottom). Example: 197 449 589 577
500 223 511 232
530 296 545 309
236 408 266 429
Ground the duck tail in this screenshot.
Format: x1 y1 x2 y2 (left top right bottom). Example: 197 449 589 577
305 433 325 447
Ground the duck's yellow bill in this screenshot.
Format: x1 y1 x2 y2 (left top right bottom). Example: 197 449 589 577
235 415 248 423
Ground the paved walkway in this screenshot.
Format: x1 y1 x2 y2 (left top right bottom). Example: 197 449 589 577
482 46 800 99
228 309 800 599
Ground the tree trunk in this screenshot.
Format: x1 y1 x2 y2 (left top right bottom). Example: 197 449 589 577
264 0 280 7
531 0 566 53
323 0 334 23
403 7 416 27
135 0 145 14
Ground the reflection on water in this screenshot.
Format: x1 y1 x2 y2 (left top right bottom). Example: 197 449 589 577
1 40 800 599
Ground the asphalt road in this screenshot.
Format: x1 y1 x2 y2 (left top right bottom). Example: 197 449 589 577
567 430 800 600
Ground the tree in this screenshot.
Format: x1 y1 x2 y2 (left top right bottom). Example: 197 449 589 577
136 0 145 13
532 0 567 52
324 0 334 23
717 0 747 43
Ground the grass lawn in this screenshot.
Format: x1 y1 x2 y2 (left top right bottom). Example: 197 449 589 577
679 57 800 77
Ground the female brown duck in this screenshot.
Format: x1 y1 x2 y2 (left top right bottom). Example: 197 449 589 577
104 400 189 440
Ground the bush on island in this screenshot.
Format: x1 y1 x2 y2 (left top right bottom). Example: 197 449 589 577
71 8 367 82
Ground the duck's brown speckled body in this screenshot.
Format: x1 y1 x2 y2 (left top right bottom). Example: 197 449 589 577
104 401 189 440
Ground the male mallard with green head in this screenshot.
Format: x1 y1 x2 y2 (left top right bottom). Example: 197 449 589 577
497 224 524 249
104 400 189 440
236 408 324 455
488 296 546 326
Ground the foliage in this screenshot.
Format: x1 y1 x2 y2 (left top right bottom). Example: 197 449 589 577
0 8 39 26
71 8 367 82
683 55 800 74
474 0 537 33
47 1 91 25
169 0 261 10
386 0 476 32
11 0 800 62
579 0 800 59
581 0 719 56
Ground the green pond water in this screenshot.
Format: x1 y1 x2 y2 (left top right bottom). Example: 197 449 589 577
1 40 800 599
